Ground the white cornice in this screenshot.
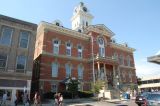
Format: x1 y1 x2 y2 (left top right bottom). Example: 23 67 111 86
110 42 135 53
38 21 90 40
84 25 114 38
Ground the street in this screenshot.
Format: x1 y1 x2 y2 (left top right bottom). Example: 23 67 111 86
66 100 137 106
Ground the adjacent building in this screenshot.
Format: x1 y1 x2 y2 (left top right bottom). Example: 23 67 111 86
138 76 160 92
32 2 137 98
0 15 37 102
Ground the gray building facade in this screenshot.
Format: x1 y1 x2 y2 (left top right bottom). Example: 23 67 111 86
0 15 37 103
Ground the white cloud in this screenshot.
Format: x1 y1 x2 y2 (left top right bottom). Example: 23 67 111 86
135 59 160 78
155 50 160 55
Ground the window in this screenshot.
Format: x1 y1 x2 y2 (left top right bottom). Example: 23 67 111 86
0 26 13 45
66 42 71 56
51 84 57 92
19 31 29 48
0 54 7 69
52 62 58 77
127 55 131 66
53 40 59 54
113 52 118 60
119 54 124 65
65 64 71 78
98 37 105 57
78 45 82 58
78 65 83 79
16 55 26 70
86 22 88 26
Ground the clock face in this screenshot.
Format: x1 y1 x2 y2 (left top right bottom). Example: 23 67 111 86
83 7 87 12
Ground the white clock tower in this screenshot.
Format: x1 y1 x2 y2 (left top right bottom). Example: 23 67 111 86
71 2 94 32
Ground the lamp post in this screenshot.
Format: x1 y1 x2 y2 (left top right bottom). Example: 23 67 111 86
91 36 95 85
116 75 120 99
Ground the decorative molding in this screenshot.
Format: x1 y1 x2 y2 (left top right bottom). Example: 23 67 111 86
42 51 88 62
119 65 135 70
110 42 135 53
38 21 90 41
84 24 115 37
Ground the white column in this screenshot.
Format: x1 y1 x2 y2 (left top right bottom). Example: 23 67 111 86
97 62 100 79
103 63 108 90
113 65 116 87
11 89 16 106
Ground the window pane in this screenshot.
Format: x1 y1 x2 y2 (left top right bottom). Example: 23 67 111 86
52 63 58 77
16 56 26 70
78 52 82 58
51 84 57 92
78 66 83 79
0 54 7 69
66 64 71 78
1 27 13 45
20 31 29 48
53 40 59 54
66 49 71 56
54 46 59 54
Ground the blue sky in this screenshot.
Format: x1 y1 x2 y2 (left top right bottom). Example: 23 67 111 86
0 0 160 77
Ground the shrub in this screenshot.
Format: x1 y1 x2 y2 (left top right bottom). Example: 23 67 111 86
78 91 93 98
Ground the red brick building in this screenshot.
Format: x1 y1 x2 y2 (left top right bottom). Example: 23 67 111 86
32 2 136 95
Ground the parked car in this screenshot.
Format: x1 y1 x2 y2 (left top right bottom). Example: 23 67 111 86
135 92 150 106
146 92 160 106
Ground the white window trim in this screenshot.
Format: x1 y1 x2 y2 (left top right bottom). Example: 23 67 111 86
98 38 105 57
0 26 13 46
51 62 58 77
65 64 72 78
66 43 71 56
19 31 30 49
16 55 27 71
78 46 82 58
78 65 83 79
0 54 8 70
53 40 59 55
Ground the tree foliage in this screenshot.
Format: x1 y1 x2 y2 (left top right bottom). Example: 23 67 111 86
66 78 79 98
91 80 104 94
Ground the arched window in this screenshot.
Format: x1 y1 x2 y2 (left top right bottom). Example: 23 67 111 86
66 42 71 56
98 37 105 57
52 62 58 77
127 55 131 66
78 45 82 58
65 63 72 78
53 40 59 54
78 64 83 79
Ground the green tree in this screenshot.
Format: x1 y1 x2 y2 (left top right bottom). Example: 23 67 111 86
66 77 79 99
91 80 104 94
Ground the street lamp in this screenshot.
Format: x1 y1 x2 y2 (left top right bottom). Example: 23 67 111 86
116 75 120 99
91 36 95 85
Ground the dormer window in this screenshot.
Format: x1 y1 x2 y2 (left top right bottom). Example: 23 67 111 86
56 22 60 26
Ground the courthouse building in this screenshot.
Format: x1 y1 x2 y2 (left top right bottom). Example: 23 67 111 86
32 2 137 96
0 15 37 102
